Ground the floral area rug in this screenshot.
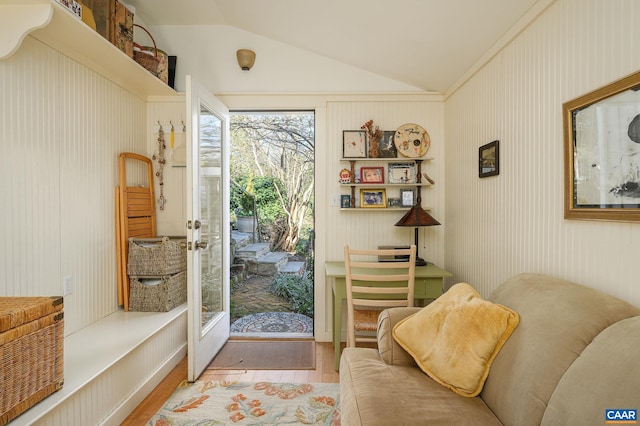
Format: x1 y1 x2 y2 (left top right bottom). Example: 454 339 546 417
148 380 340 425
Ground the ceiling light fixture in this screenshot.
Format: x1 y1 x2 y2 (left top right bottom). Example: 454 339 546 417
236 49 256 71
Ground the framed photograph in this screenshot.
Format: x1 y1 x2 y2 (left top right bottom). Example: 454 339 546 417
360 166 384 184
479 140 499 178
380 131 398 158
340 194 351 208
360 189 387 208
400 188 416 207
388 162 417 184
564 70 640 222
343 130 367 158
387 197 401 208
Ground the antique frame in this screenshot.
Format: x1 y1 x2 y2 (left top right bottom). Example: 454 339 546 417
340 194 351 208
563 70 640 222
343 130 367 158
479 140 499 178
360 189 387 208
360 166 384 184
388 162 417 184
400 188 416 207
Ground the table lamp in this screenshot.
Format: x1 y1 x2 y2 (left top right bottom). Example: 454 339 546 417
394 189 440 266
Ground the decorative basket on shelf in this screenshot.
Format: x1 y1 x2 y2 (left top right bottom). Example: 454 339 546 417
133 24 168 83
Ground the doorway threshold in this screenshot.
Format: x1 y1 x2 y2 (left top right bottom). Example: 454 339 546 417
230 331 313 340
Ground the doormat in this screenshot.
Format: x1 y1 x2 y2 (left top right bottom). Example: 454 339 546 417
208 340 316 370
147 380 340 425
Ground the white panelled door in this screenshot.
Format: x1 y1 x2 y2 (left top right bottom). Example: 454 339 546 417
186 75 230 381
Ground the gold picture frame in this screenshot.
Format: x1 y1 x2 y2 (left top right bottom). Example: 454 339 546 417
563 70 640 222
359 189 387 208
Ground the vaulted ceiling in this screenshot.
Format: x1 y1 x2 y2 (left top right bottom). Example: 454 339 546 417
128 0 542 93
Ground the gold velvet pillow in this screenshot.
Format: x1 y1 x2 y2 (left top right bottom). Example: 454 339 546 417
392 282 519 397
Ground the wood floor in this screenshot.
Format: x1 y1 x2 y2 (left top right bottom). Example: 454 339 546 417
121 341 340 425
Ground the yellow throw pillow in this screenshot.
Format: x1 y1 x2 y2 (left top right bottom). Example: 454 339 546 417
392 282 519 397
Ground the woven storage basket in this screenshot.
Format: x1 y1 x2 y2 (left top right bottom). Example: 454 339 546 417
127 236 186 276
128 271 187 312
0 297 64 425
133 24 162 80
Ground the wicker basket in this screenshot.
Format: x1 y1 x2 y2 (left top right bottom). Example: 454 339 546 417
127 236 186 276
133 24 163 80
128 271 187 312
0 297 64 424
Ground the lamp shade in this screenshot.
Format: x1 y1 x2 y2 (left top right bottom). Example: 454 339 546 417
236 49 256 70
395 205 440 227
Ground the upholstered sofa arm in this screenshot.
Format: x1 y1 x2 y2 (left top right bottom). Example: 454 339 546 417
377 307 421 367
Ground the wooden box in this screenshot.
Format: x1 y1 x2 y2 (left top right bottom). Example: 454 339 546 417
0 297 64 425
81 0 134 57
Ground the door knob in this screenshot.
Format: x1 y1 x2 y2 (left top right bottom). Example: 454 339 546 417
195 240 208 249
193 220 201 229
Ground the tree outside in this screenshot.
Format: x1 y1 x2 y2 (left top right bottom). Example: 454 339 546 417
230 111 315 255
229 111 315 325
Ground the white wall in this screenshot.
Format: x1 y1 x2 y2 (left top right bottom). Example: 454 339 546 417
0 36 147 334
444 0 640 306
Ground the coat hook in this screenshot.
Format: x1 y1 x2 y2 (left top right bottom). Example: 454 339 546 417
182 120 186 132
157 120 163 131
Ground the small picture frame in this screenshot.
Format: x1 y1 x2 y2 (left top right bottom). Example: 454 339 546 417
400 188 416 207
341 194 351 208
360 166 384 184
343 130 367 158
380 131 398 158
479 140 499 178
388 162 417 184
387 197 401 208
360 189 387 208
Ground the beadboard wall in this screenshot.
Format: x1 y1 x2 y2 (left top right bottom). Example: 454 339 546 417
0 36 146 334
324 100 446 264
0 35 186 425
444 0 640 306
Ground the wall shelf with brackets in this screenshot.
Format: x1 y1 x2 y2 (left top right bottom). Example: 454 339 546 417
339 157 435 210
0 0 176 99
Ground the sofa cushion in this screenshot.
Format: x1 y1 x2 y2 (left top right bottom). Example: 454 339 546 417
392 282 519 397
482 273 640 426
377 307 421 367
339 347 502 426
541 316 640 426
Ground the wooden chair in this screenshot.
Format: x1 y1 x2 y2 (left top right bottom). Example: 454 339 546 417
343 244 417 347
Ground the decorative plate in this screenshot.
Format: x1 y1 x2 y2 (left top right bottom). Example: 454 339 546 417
394 123 430 158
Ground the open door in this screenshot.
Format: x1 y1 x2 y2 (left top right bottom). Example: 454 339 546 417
186 75 230 381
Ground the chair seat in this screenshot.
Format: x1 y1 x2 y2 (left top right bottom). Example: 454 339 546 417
354 309 381 332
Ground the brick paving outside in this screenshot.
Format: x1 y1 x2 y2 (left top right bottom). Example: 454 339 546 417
230 274 292 324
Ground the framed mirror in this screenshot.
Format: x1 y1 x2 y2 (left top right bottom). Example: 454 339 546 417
563 70 640 222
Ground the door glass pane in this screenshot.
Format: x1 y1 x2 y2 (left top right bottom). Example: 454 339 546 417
199 104 223 334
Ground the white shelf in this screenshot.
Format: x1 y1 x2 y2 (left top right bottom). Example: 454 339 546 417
11 304 187 425
341 157 434 162
341 183 432 188
340 207 432 212
0 0 177 99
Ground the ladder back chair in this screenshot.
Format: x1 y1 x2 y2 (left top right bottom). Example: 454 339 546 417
343 244 417 348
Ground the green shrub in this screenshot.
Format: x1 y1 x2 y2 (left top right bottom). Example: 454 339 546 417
269 274 313 317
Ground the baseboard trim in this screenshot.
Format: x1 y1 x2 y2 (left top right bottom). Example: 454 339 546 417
101 343 187 426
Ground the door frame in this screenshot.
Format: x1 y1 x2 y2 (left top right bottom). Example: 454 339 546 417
186 75 231 381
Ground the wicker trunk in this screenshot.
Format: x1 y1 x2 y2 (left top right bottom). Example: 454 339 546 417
0 297 64 425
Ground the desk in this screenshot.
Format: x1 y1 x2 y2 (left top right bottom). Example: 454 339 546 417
325 261 452 370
